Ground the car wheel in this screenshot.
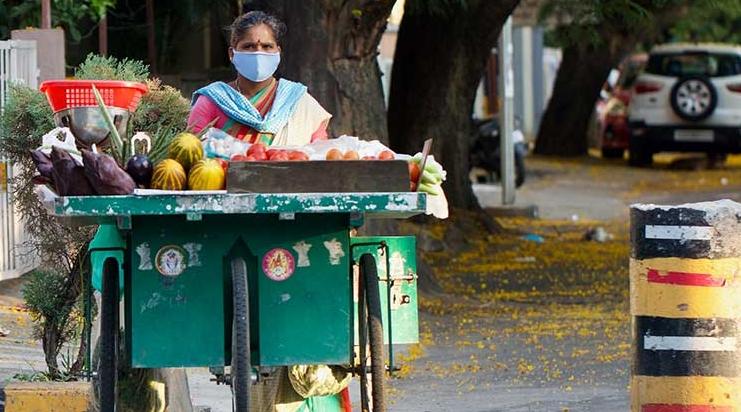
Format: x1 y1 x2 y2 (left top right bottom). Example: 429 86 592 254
628 135 653 167
601 148 624 159
670 76 717 121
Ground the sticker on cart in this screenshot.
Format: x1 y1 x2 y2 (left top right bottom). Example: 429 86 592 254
136 242 153 270
324 238 345 265
292 241 312 267
155 245 187 277
262 248 295 281
183 242 203 267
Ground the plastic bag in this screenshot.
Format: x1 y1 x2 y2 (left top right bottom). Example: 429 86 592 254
305 135 395 160
201 128 250 159
36 127 82 164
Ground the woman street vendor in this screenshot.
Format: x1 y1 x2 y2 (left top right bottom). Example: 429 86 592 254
189 11 351 412
187 11 331 145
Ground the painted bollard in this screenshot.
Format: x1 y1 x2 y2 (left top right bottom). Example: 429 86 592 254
630 200 741 412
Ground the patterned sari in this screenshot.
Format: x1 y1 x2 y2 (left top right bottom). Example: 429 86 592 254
220 79 279 145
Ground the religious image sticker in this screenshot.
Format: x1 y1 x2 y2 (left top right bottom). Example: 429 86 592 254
155 245 187 277
262 248 296 281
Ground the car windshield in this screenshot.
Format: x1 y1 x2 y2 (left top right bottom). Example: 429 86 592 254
645 51 741 77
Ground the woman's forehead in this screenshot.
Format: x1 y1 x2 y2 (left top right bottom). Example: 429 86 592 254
240 23 276 44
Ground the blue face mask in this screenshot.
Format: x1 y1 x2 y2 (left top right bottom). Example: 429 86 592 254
231 51 281 82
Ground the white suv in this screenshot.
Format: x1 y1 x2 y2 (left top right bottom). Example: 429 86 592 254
628 43 741 166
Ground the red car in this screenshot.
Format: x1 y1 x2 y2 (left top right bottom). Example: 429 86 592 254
598 54 648 158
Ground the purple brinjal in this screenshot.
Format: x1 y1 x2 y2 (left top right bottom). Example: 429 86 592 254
82 150 135 195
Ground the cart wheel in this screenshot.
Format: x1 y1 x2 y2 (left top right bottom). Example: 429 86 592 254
358 254 386 412
99 258 119 412
231 257 251 412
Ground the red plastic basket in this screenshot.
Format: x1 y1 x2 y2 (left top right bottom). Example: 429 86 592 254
39 80 148 113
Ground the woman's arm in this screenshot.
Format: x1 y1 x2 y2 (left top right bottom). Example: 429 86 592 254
187 95 223 133
310 119 330 142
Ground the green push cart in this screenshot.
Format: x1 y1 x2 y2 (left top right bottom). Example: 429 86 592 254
51 192 425 412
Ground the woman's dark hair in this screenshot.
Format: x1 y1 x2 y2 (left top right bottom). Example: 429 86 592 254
229 11 286 47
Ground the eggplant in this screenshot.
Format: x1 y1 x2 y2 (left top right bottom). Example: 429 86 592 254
82 149 135 195
50 146 95 196
30 150 54 180
125 154 153 187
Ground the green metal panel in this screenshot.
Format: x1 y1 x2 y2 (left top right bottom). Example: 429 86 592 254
53 192 426 220
351 237 419 345
126 213 352 368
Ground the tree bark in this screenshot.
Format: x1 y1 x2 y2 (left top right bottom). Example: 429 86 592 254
534 3 691 156
534 36 626 156
388 1 520 209
249 1 395 144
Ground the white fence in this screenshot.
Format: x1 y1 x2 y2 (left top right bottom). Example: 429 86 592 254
1 40 39 281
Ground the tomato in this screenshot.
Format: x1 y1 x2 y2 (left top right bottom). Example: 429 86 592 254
245 155 259 161
408 162 421 183
343 150 360 160
410 181 418 192
325 148 343 160
378 150 395 160
266 149 280 159
270 152 290 161
247 143 267 157
289 151 309 161
251 151 268 161
231 154 248 162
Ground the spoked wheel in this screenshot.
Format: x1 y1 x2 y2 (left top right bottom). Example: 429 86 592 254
358 254 386 412
99 258 119 412
231 257 251 412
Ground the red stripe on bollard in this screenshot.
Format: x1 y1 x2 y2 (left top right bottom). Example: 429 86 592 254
646 269 726 287
642 404 732 412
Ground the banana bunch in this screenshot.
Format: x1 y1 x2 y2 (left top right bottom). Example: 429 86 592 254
411 153 446 196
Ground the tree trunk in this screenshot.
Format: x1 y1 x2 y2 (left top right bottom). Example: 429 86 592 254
388 1 520 208
534 39 625 156
255 1 395 144
534 3 691 157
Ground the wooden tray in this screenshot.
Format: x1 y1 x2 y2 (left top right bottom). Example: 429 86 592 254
227 160 410 193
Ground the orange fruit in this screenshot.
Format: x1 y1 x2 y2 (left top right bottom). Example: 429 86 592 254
378 150 395 160
326 148 343 160
343 150 360 160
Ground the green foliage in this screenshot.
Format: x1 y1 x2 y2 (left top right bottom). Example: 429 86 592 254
23 270 84 354
131 78 190 161
669 0 741 44
0 85 54 164
75 53 150 82
540 0 682 47
1 0 117 43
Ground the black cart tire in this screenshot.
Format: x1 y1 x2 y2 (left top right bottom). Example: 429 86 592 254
358 254 386 412
231 258 251 412
99 258 119 412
